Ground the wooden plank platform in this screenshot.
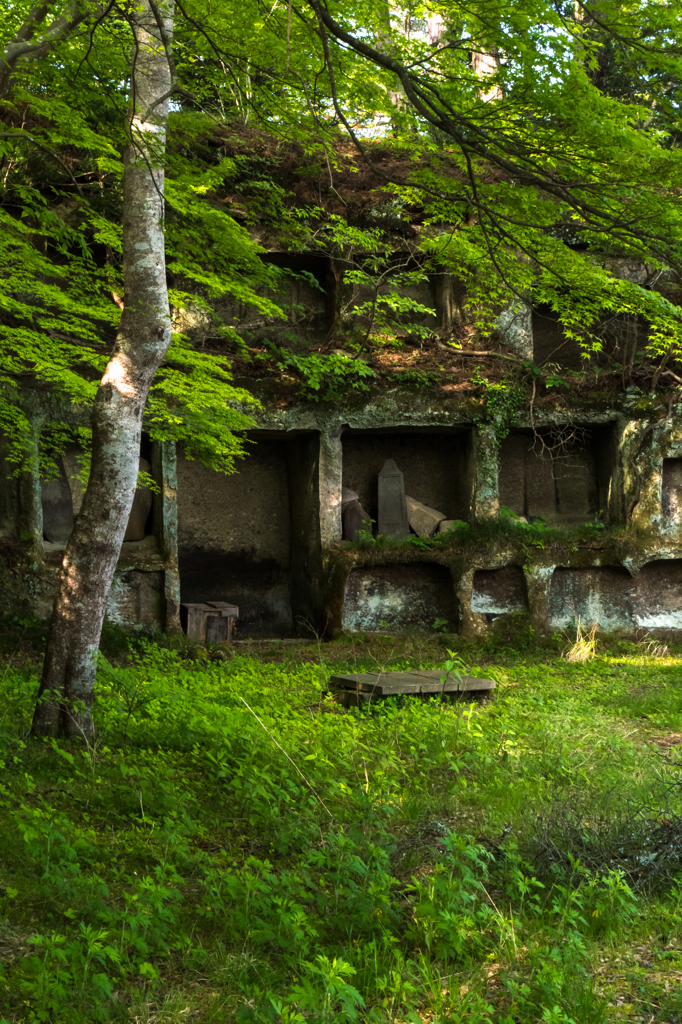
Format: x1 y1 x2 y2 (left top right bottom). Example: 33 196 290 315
330 670 495 706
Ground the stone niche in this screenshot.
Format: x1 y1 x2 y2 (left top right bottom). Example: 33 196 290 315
532 307 647 372
633 560 682 632
342 254 439 338
532 306 583 370
41 437 157 547
341 562 459 633
498 424 619 526
341 427 474 534
471 566 529 618
548 566 635 632
177 431 322 638
215 252 335 344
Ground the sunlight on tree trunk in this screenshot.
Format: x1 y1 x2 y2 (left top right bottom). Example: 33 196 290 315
472 47 502 101
32 0 174 739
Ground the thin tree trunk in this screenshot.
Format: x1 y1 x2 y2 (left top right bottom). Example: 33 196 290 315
32 0 174 739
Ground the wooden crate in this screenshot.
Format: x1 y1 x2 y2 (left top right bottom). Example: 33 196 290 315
181 601 239 644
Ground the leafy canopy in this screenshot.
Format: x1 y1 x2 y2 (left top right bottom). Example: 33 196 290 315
2 0 682 474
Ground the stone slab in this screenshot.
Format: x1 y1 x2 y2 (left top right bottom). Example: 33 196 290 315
330 670 495 696
405 495 446 537
378 459 409 537
343 499 372 541
437 519 462 534
342 486 359 506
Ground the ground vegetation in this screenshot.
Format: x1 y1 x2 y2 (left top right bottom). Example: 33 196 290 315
2 626 682 1022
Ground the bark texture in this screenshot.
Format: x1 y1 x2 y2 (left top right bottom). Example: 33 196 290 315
32 0 174 738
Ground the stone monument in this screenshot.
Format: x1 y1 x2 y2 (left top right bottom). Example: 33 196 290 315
378 459 409 537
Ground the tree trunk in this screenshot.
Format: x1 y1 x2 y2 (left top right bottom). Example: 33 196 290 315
32 0 174 739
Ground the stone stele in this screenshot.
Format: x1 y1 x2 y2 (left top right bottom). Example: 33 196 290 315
405 495 446 538
124 457 153 542
343 499 372 541
378 459 409 537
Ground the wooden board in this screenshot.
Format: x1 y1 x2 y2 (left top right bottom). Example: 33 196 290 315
330 670 495 697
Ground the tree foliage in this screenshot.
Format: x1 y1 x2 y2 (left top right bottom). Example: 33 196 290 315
2 0 682 475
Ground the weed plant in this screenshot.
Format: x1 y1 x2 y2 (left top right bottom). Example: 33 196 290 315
1 631 682 1022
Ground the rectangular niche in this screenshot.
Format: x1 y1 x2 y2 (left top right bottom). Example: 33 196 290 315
532 306 583 370
214 252 335 345
341 427 474 532
548 566 634 632
41 434 159 549
498 424 619 526
341 562 459 633
533 306 648 372
633 560 682 632
471 566 529 618
344 253 438 339
177 431 321 638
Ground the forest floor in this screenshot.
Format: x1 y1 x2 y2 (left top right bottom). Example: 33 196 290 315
2 622 682 1023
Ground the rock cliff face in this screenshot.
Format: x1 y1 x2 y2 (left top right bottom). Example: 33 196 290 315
2 255 682 640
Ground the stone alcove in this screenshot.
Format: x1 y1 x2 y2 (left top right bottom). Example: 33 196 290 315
40 434 157 547
471 566 529 619
633 560 682 632
341 561 459 633
340 426 474 535
498 424 619 527
177 430 322 638
548 565 634 631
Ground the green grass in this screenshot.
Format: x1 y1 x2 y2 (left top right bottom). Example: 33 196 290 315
2 628 682 1023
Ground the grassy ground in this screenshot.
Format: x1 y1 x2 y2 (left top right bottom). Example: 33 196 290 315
2 622 682 1023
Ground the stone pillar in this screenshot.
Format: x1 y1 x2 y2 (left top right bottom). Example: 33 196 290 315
319 422 344 547
152 440 181 632
473 424 499 521
524 564 555 633
457 567 487 637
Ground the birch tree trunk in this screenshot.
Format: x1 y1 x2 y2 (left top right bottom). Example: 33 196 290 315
32 0 174 738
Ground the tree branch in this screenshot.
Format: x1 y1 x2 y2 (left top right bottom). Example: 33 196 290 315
0 0 95 99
